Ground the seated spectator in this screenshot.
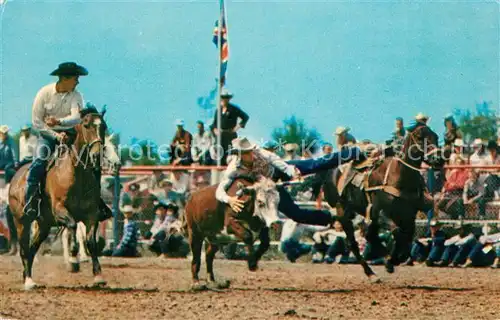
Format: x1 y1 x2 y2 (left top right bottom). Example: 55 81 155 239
103 205 140 257
312 221 348 264
146 202 188 258
448 139 466 165
462 170 488 218
407 219 446 266
436 156 468 219
482 140 500 199
463 226 500 268
170 119 193 165
469 139 487 165
281 219 321 263
436 223 477 267
148 169 167 191
192 120 214 165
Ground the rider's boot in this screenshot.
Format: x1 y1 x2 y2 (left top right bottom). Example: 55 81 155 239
23 184 41 223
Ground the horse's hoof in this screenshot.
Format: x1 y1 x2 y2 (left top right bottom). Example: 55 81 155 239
368 274 382 284
208 279 230 289
24 278 38 291
191 282 207 292
385 261 395 274
69 262 80 273
248 260 258 271
93 276 107 287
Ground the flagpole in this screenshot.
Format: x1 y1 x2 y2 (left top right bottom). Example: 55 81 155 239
216 0 223 167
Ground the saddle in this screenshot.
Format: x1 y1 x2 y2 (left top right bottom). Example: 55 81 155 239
337 157 382 196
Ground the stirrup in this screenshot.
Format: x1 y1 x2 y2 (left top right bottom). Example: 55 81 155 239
23 196 41 222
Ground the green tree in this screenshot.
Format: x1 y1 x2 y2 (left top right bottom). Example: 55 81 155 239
453 101 498 143
271 116 322 157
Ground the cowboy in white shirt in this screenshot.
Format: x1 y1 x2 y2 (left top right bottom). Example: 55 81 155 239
18 125 38 162
24 62 111 223
192 120 214 165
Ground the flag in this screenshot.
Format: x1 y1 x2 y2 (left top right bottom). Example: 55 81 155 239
212 2 229 86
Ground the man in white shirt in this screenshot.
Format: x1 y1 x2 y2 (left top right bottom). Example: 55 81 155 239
191 121 213 165
18 125 38 162
24 62 88 219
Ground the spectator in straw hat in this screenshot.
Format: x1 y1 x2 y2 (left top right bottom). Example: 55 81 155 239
449 138 466 165
334 126 356 150
283 143 300 161
210 88 249 165
469 138 487 165
415 112 429 125
170 119 193 166
19 125 38 163
102 205 140 257
0 125 16 183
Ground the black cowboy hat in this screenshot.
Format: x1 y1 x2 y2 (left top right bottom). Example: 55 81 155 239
128 183 140 192
153 201 169 212
50 62 88 77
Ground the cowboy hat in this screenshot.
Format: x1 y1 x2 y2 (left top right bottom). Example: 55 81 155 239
284 143 299 152
415 113 429 121
429 219 442 227
121 205 134 213
21 125 31 131
453 139 464 147
334 126 350 136
0 125 9 134
220 88 233 99
128 183 140 192
230 137 256 153
153 201 170 212
175 119 185 126
472 138 483 147
50 62 88 77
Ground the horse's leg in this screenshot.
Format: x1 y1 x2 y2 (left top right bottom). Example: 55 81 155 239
54 204 80 273
227 219 256 271
251 227 270 266
338 212 377 281
77 222 90 262
205 242 229 289
189 228 204 289
18 220 31 288
387 206 416 270
62 228 70 265
87 221 106 286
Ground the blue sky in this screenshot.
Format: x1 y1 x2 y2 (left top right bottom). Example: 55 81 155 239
0 0 498 147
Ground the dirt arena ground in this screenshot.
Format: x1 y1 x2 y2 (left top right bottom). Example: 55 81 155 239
0 255 499 320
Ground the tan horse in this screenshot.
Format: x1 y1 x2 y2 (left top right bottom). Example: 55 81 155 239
9 110 108 290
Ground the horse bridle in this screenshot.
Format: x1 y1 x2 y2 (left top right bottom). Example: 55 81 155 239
398 125 439 171
76 113 105 169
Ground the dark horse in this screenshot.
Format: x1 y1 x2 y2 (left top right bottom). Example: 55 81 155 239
321 124 442 280
184 176 280 290
8 109 109 290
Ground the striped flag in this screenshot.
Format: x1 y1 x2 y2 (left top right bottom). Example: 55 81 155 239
212 1 229 86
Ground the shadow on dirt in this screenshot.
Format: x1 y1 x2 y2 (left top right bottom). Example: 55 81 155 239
397 285 474 292
52 285 159 293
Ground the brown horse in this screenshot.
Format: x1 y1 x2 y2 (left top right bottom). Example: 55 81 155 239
321 124 442 280
9 110 108 290
184 176 280 290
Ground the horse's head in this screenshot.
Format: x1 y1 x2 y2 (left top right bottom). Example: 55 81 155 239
77 107 108 168
402 124 442 168
237 177 280 228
